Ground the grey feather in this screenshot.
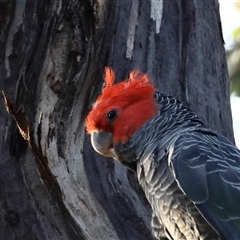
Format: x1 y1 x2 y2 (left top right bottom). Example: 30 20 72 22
115 92 240 240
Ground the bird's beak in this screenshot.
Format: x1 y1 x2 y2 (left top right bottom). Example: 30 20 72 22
91 131 116 158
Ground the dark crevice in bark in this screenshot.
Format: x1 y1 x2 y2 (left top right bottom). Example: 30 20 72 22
179 0 195 106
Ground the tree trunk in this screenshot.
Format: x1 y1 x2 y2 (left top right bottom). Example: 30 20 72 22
0 0 233 239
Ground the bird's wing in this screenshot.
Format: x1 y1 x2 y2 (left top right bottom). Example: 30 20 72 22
170 129 240 239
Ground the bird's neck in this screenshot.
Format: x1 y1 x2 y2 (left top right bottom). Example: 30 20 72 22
114 92 205 170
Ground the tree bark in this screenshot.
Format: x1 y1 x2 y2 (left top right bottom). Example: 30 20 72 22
0 0 233 240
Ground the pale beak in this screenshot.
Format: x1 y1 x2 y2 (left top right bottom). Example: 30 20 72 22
91 131 116 158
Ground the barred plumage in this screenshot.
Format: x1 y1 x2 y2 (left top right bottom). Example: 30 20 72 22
115 92 227 239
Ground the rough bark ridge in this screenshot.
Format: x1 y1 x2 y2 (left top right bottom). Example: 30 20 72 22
0 0 233 240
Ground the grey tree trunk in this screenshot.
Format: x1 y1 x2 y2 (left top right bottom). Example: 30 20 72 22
0 0 233 240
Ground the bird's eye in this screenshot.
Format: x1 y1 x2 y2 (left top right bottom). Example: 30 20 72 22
107 109 118 122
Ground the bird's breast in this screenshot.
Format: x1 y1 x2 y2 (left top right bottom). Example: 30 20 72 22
136 146 219 240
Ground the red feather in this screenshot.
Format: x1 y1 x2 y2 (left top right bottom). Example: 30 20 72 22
86 67 158 143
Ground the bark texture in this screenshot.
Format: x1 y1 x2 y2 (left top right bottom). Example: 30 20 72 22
0 0 233 240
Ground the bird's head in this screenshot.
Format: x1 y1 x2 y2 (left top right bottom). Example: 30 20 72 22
85 67 158 159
